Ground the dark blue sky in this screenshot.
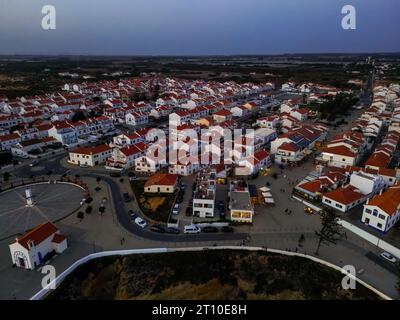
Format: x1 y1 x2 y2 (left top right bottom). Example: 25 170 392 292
0 0 399 55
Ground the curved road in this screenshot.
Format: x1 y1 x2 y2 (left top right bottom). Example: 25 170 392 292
12 155 247 243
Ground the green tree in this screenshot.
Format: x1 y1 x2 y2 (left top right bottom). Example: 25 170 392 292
315 209 344 255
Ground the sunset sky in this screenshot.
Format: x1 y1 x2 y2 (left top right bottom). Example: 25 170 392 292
0 0 399 55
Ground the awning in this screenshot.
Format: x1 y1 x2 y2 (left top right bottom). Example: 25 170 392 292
262 192 273 198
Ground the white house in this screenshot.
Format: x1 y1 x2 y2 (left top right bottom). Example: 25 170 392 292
48 122 78 146
230 106 250 118
349 172 385 196
236 149 271 176
107 142 148 169
322 186 367 213
125 112 149 126
0 133 21 150
68 144 112 167
144 173 178 193
169 110 191 126
193 170 216 218
321 145 358 168
9 221 67 270
361 184 400 233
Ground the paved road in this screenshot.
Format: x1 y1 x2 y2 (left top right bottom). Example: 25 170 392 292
12 157 246 243
85 173 247 243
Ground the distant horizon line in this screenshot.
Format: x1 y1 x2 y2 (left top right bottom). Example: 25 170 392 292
0 51 399 58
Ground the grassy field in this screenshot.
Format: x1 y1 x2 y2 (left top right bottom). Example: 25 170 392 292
46 250 380 300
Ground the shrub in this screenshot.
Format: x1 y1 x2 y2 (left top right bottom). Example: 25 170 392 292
85 197 93 203
95 187 101 192
77 211 84 220
85 206 93 214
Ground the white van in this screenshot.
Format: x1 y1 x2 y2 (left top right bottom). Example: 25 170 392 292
184 225 201 234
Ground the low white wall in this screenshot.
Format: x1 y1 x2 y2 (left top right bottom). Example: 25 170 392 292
30 245 392 301
338 219 400 259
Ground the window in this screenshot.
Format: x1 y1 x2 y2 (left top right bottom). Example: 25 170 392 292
335 204 343 209
377 223 382 229
378 214 385 220
365 208 372 214
373 209 378 217
324 199 332 204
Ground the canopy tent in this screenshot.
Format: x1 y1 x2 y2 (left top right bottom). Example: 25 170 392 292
262 192 273 198
264 198 275 204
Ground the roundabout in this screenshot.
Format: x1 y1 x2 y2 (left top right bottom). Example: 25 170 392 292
0 182 85 240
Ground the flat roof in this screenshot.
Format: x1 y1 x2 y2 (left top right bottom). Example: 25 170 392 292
230 191 253 211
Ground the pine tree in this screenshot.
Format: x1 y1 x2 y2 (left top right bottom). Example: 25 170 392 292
315 208 344 255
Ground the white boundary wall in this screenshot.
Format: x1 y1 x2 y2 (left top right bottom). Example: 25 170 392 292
338 219 400 259
30 246 392 300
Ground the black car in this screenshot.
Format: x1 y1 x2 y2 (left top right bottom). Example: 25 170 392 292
122 193 131 202
150 225 166 233
202 226 218 233
166 227 180 234
110 172 121 178
221 226 234 233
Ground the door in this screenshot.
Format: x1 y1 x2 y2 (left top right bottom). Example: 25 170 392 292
38 252 43 264
18 257 25 268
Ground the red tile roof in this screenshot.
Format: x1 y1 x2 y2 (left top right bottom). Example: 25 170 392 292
15 222 59 250
323 145 356 157
367 185 400 216
144 173 178 188
70 144 111 155
324 187 364 205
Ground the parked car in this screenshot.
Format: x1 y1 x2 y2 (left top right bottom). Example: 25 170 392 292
134 217 148 228
184 225 201 234
380 252 397 263
221 226 234 233
202 226 219 233
166 227 180 234
79 164 90 168
150 225 166 233
123 193 131 202
128 210 138 220
172 204 180 215
217 200 225 210
29 160 39 167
